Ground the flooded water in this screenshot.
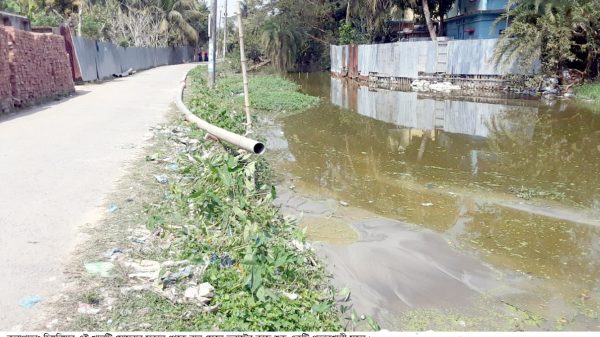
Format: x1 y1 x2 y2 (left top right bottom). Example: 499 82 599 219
266 73 600 330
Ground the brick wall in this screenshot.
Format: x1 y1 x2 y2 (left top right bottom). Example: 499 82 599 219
0 26 74 114
0 29 11 112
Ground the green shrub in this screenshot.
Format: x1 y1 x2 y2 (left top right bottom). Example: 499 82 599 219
576 82 600 101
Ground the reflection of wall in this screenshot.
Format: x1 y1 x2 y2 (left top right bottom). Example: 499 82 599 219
331 77 538 139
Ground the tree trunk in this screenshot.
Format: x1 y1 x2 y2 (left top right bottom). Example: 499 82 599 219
422 0 437 41
438 0 445 36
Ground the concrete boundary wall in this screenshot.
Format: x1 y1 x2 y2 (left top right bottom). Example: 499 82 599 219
0 28 11 112
72 37 195 81
331 38 526 79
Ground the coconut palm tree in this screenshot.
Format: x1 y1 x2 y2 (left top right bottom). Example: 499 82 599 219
493 0 600 76
158 0 208 46
260 17 303 71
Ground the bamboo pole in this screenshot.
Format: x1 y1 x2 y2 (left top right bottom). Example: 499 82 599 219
236 0 252 134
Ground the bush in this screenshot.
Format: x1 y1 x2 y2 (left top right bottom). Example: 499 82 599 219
576 82 600 101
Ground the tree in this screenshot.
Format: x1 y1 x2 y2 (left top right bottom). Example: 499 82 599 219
260 17 303 70
420 0 436 40
493 0 600 77
158 0 209 46
1 0 65 26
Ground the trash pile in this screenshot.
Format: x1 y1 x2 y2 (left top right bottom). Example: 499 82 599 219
84 233 219 316
119 257 219 313
411 80 461 93
75 123 224 321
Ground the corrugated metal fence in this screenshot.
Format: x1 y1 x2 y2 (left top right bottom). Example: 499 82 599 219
73 37 195 81
331 38 524 79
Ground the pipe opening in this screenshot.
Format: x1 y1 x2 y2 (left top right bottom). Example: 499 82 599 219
253 142 266 155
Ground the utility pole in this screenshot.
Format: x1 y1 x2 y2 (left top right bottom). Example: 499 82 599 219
208 0 217 88
236 0 251 133
222 0 227 59
77 1 82 36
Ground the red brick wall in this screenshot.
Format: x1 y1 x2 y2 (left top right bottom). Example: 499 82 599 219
0 29 11 113
0 27 74 113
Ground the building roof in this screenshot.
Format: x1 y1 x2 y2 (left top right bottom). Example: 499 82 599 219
0 11 29 20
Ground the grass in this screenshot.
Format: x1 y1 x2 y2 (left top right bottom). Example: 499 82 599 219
106 66 343 331
575 82 600 101
186 66 319 135
52 66 349 332
144 68 339 330
82 290 102 305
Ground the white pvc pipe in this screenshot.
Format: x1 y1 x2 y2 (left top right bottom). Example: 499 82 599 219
175 78 265 155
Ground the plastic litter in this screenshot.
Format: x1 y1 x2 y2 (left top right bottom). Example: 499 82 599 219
220 253 234 269
78 302 100 315
18 295 42 309
166 163 178 171
154 175 169 184
210 253 234 269
183 283 214 305
291 239 311 252
84 262 114 277
107 204 119 213
283 292 299 301
162 265 193 286
124 260 161 280
129 236 146 244
103 248 123 260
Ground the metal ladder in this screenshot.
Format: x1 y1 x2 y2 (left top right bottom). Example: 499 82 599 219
435 40 449 73
434 100 445 129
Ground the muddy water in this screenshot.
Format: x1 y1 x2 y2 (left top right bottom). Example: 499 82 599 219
267 73 600 330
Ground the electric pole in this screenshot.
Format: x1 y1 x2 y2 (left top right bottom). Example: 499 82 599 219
222 0 227 59
208 0 217 88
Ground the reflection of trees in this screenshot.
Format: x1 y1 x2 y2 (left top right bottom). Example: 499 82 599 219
486 108 600 206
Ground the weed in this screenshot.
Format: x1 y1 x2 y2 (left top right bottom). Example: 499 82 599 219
186 66 319 134
508 186 565 201
82 290 102 305
122 66 342 331
575 82 600 101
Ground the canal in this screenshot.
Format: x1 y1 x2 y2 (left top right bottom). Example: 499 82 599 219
265 73 600 330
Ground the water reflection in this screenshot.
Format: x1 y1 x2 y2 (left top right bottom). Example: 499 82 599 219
331 77 538 138
272 74 600 317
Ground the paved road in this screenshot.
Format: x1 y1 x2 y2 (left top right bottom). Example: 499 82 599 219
0 64 196 330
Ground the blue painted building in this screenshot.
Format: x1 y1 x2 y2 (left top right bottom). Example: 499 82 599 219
444 0 508 40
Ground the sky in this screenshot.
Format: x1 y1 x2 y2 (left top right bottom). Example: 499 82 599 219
202 0 239 21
